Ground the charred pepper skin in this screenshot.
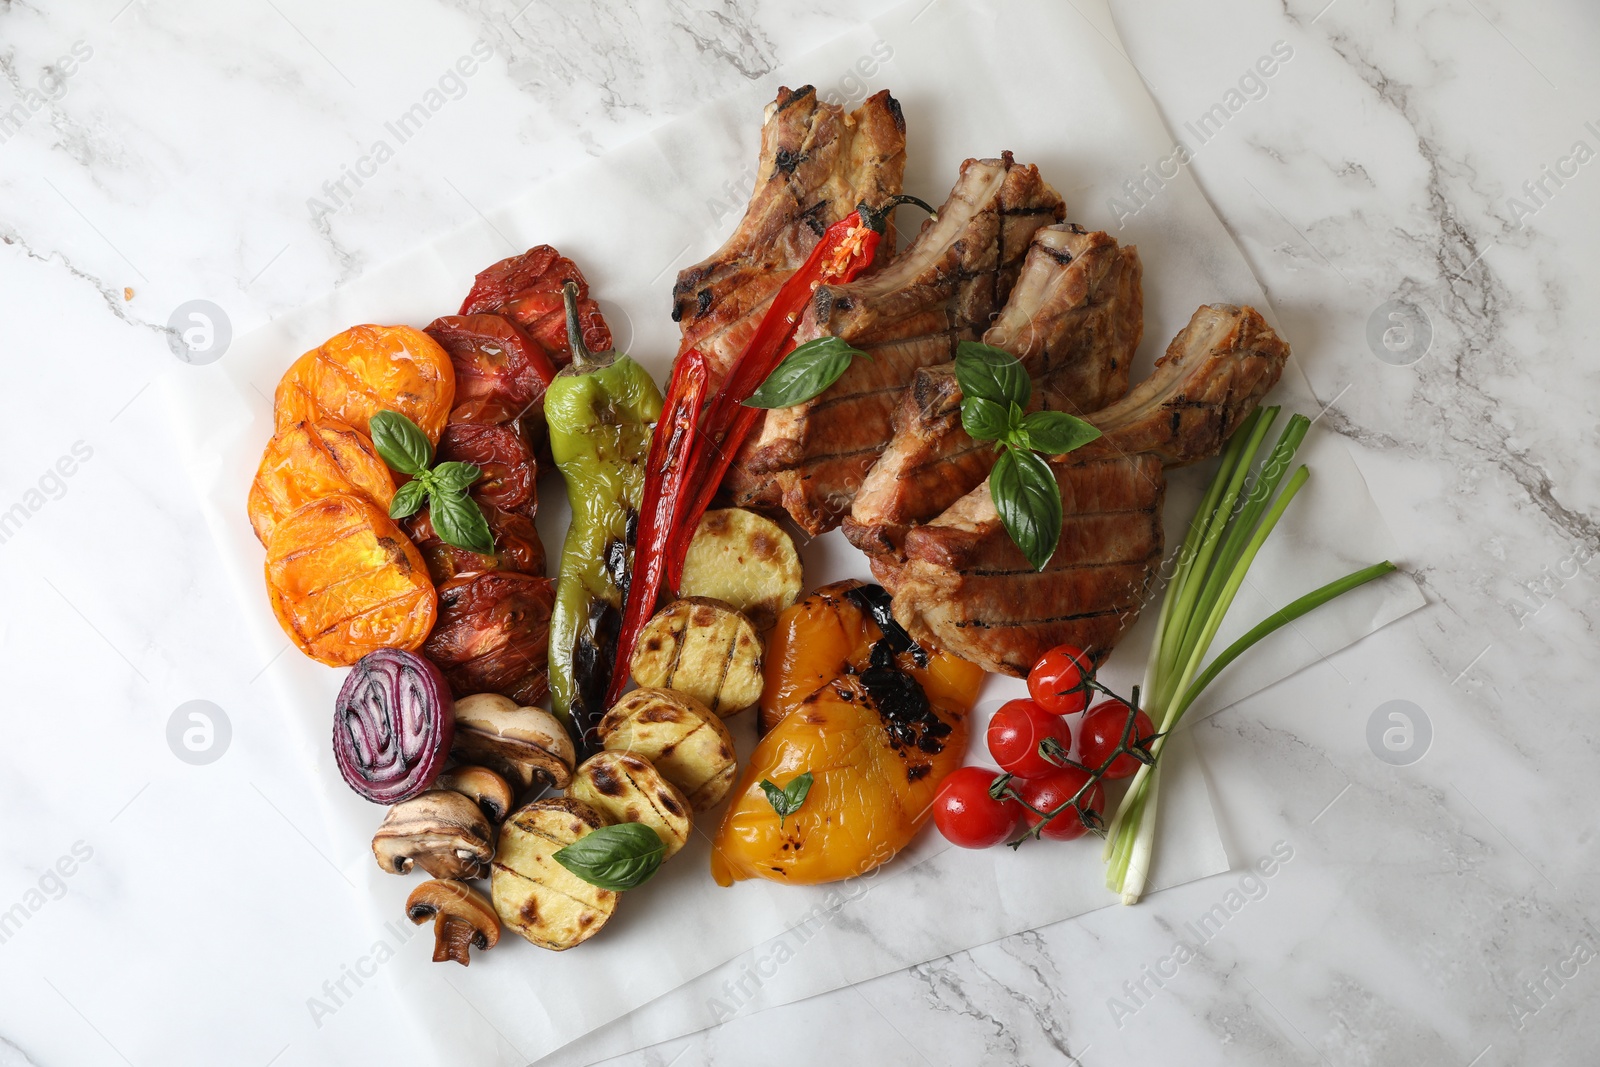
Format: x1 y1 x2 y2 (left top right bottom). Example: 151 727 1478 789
606 348 709 709
710 581 985 886
545 283 663 746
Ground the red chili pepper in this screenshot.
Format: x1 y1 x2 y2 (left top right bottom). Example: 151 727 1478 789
606 347 711 708
708 207 883 413
667 401 766 589
663 196 928 590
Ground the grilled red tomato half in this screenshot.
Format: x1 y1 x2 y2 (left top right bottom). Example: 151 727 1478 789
423 571 556 705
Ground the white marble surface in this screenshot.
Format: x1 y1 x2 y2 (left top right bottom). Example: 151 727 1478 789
0 1 1595 1066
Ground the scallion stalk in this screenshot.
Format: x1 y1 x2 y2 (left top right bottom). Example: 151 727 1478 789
1153 408 1273 691
1174 560 1398 721
1179 416 1311 673
1103 415 1397 904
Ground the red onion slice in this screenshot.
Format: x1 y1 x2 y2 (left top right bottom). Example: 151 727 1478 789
334 648 454 804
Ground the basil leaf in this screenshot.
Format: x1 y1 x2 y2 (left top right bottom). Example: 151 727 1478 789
430 491 494 554
369 410 433 475
759 771 814 828
388 478 429 520
430 461 481 496
961 396 1011 442
743 337 869 409
1007 401 1027 439
1018 410 1102 455
553 822 665 891
954 341 1029 407
991 446 1062 571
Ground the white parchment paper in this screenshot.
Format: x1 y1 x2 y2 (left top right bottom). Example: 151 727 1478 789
165 0 1423 1061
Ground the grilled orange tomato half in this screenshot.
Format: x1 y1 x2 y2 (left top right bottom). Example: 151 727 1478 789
264 493 437 666
274 324 455 443
711 581 986 887
247 419 395 544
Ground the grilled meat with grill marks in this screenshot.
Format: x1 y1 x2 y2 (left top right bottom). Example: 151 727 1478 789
990 226 1142 416
887 303 1290 676
729 153 1065 533
845 225 1142 559
671 85 906 387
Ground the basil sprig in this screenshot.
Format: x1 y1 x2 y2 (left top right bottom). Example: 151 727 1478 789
743 337 871 409
759 771 814 829
955 341 1101 571
553 822 666 891
368 410 493 555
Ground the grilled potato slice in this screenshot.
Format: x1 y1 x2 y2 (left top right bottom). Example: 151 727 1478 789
598 688 738 812
491 798 617 951
678 509 802 631
629 597 763 715
568 751 693 859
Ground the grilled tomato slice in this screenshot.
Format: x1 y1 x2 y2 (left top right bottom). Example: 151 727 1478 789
435 422 538 517
265 494 437 666
712 581 986 886
405 499 546 584
247 419 395 544
457 246 611 367
274 324 455 443
423 571 557 705
425 314 556 427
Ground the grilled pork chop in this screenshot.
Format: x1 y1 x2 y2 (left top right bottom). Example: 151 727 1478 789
671 85 906 386
845 225 1142 559
731 153 1066 533
887 303 1291 676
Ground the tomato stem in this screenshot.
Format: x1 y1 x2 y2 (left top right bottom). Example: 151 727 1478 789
1001 682 1158 846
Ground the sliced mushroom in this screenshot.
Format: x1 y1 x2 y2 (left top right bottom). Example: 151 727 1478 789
372 790 493 879
437 764 515 824
451 693 576 792
406 879 500 966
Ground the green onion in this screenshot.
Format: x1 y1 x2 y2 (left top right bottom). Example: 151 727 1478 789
1151 408 1270 691
1103 415 1397 904
1176 560 1397 720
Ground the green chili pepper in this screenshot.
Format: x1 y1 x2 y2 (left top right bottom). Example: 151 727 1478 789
546 281 663 745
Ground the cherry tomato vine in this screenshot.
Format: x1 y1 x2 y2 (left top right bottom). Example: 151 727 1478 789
992 673 1163 847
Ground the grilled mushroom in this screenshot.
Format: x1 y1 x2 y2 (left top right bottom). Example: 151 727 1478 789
451 693 576 792
437 764 515 824
406 879 500 966
372 790 493 879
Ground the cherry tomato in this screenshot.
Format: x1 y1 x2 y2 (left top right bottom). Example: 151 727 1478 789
1017 767 1106 841
1079 700 1157 780
1028 643 1094 715
932 767 1020 849
986 699 1072 779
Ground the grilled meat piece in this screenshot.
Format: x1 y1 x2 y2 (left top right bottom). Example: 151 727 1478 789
989 226 1142 417
731 153 1066 533
887 303 1290 676
845 226 1142 558
671 85 906 387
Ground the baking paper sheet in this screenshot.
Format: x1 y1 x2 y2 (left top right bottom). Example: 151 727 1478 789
164 0 1423 1061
